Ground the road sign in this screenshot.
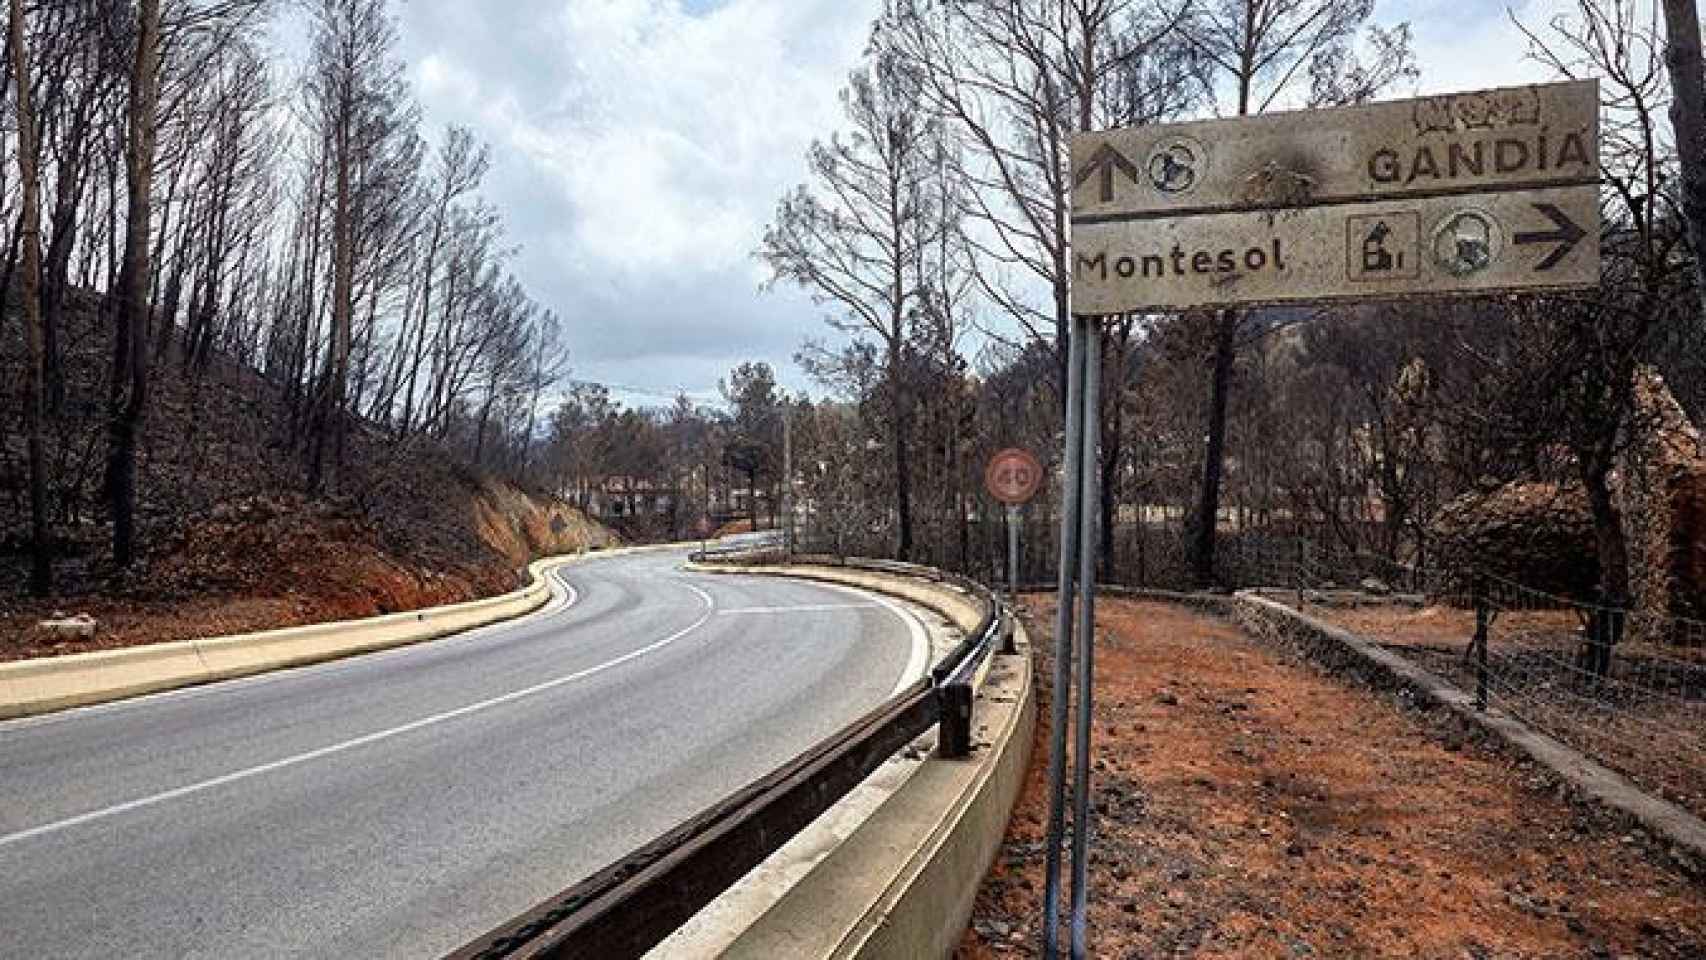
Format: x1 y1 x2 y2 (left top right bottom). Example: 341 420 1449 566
1070 79 1600 312
985 448 1044 505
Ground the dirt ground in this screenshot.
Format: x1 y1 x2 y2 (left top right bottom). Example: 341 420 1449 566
1307 601 1706 822
959 597 1706 959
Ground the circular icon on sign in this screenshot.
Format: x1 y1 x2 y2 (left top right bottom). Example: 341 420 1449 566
1430 209 1501 277
985 448 1044 506
1146 135 1206 195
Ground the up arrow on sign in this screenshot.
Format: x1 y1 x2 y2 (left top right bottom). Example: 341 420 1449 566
1073 143 1140 203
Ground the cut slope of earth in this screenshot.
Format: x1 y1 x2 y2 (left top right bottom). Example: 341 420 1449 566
0 475 615 662
960 598 1705 959
0 291 615 661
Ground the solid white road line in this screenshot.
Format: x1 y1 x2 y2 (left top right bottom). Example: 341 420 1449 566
786 581 932 699
0 578 714 850
871 591 933 699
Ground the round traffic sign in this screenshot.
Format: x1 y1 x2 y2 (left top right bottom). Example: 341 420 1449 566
985 448 1044 505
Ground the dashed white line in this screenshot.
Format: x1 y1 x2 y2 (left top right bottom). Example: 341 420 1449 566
716 603 879 615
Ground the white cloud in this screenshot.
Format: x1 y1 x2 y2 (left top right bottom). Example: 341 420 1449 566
390 0 879 401
379 0 1627 403
1389 0 1597 94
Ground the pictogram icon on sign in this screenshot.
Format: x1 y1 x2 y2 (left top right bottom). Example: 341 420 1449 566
1346 210 1419 282
1432 209 1500 277
1147 135 1205 194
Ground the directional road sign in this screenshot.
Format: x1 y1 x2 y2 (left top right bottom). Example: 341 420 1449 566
1070 80 1600 313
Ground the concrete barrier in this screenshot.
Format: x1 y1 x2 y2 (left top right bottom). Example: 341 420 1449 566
690 560 989 635
0 545 673 721
687 558 1035 959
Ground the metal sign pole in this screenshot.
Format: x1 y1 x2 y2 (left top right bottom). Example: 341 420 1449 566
1042 313 1089 959
1006 504 1020 600
1003 503 1020 655
1069 319 1100 959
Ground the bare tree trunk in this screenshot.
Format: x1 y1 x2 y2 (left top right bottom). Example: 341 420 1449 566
398 207 444 435
1581 464 1629 678
1663 0 1706 317
310 89 354 496
1099 320 1133 578
11 0 50 594
1192 311 1237 587
107 0 161 569
890 340 914 561
41 95 97 413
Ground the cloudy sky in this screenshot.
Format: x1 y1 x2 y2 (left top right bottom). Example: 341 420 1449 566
366 0 1582 409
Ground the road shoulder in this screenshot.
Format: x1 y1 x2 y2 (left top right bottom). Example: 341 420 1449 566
961 596 1706 958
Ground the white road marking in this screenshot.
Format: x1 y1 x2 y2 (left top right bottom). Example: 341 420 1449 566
715 603 879 616
781 581 932 699
873 592 933 698
0 577 714 850
0 562 588 732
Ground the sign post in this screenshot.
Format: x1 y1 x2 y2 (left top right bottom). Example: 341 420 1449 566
695 515 712 559
985 447 1044 654
1044 80 1601 960
1007 506 1019 614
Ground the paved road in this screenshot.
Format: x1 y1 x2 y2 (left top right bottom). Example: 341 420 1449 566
0 548 926 958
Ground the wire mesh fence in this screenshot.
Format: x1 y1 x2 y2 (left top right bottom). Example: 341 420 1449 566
794 511 1316 593
1285 550 1706 821
792 510 1706 820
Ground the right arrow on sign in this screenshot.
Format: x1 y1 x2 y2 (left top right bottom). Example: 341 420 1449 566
1513 202 1587 271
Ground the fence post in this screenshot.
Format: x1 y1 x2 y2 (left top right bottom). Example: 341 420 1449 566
1295 539 1306 609
1473 576 1489 711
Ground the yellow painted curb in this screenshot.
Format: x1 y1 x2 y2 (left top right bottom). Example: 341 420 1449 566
0 542 686 720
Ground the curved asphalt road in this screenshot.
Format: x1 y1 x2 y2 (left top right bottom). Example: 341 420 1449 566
0 548 925 958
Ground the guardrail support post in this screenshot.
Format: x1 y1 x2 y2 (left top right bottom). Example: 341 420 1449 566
937 682 973 759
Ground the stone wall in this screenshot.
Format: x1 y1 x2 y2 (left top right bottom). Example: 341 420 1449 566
1617 370 1706 643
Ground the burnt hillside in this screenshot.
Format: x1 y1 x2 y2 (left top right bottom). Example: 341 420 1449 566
1 290 611 660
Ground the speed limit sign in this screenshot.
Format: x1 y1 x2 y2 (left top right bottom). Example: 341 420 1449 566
985 448 1044 505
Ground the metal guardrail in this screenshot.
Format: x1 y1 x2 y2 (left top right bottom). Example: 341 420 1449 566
446 549 1005 960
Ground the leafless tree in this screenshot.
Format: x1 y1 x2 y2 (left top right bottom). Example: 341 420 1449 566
10 0 48 593
302 0 413 494
1177 0 1415 586
106 0 163 568
1661 0 1706 319
887 0 1195 391
762 31 963 559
